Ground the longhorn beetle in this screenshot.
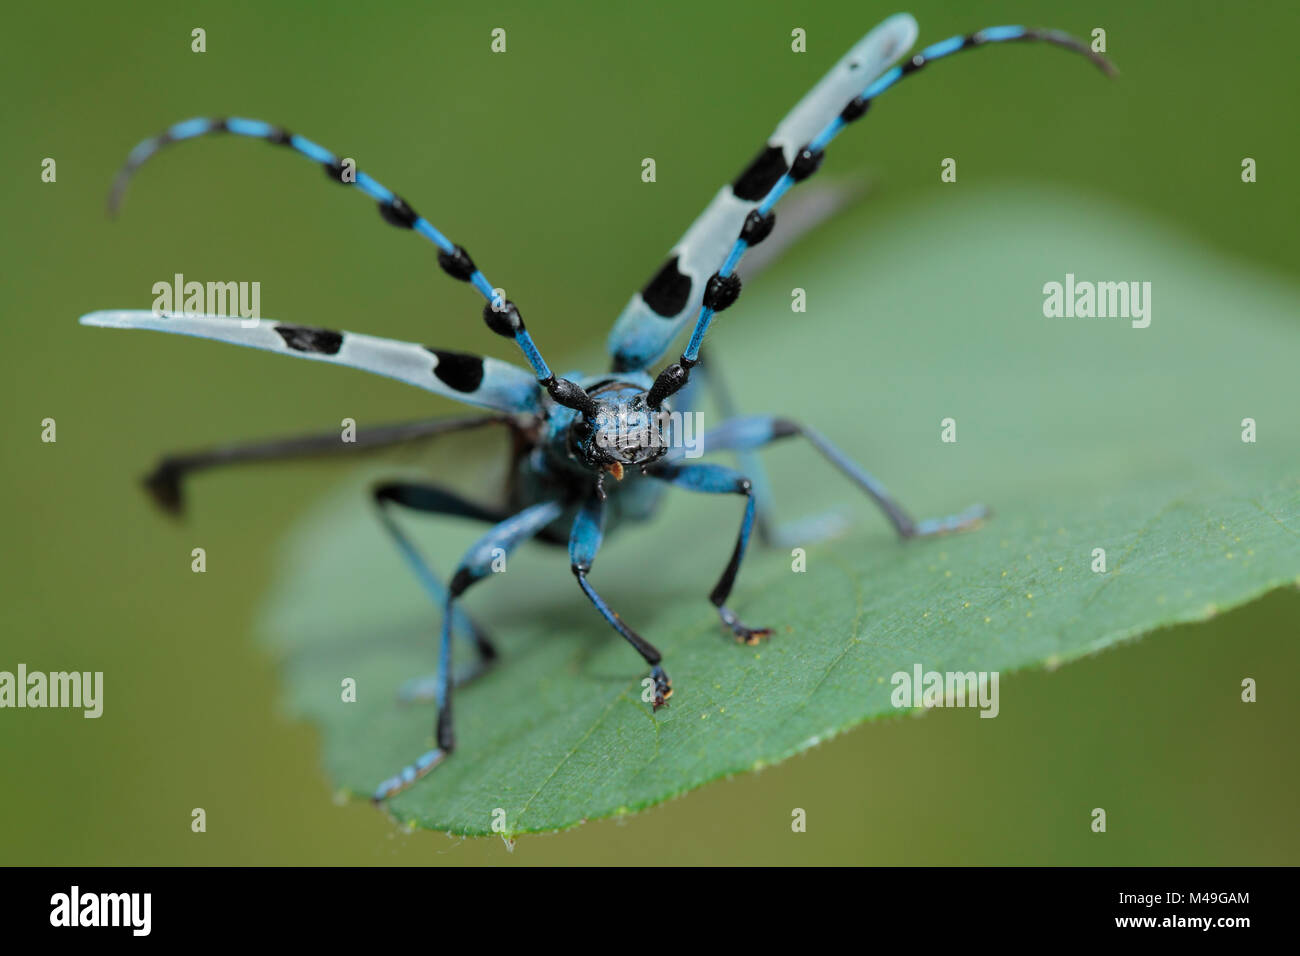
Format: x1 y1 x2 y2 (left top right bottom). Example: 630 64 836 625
81 15 1114 801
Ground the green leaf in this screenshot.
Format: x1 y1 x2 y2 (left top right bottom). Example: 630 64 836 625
259 188 1300 835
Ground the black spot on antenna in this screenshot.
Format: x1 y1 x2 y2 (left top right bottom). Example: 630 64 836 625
641 255 692 317
789 147 824 183
323 157 349 183
702 272 741 312
267 127 293 146
739 209 775 245
274 324 344 355
210 117 229 133
482 299 523 338
438 245 477 281
840 96 871 123
732 145 789 201
379 196 419 229
545 377 599 417
646 363 687 409
429 349 485 393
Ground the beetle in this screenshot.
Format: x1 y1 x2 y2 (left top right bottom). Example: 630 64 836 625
81 14 1113 800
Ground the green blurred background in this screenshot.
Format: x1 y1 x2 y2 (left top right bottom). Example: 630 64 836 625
2 0 1297 864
